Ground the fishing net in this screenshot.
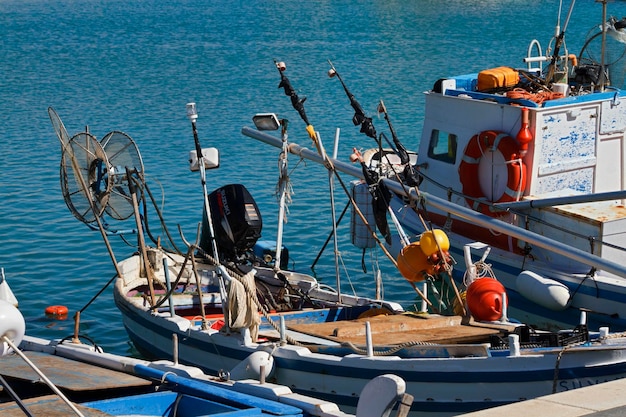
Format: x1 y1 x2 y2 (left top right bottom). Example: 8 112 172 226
578 16 626 88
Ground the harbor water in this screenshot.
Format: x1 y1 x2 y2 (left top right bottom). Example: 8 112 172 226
0 0 617 357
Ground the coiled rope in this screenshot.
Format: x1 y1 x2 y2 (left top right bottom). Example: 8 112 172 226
341 339 439 356
506 88 564 104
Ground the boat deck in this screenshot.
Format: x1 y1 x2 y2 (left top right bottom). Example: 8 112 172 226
286 313 514 346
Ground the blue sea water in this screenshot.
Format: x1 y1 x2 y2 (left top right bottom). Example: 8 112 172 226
0 0 619 356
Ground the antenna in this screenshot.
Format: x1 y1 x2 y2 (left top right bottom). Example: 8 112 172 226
187 102 220 263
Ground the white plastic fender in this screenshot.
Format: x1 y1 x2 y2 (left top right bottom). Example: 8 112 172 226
350 181 377 249
516 270 570 311
0 299 25 356
229 351 275 381
356 374 406 417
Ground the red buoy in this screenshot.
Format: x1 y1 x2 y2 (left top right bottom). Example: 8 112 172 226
516 107 533 157
45 305 69 318
466 278 507 322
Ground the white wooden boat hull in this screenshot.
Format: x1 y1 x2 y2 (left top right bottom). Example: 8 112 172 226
113 254 626 416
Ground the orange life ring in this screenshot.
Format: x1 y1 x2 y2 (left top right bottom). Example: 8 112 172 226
458 130 526 216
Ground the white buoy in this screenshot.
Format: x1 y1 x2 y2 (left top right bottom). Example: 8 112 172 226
600 327 609 344
516 270 570 311
0 299 25 356
0 268 18 307
229 351 275 381
356 374 406 417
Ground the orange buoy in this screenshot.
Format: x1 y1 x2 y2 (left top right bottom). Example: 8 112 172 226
45 305 69 317
419 229 450 257
465 278 507 322
397 242 434 282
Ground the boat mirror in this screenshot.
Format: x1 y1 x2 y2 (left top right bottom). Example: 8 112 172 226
252 113 281 131
189 147 220 171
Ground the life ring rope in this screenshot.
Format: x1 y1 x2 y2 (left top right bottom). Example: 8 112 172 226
503 158 525 201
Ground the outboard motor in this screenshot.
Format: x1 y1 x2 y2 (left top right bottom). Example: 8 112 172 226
199 184 262 263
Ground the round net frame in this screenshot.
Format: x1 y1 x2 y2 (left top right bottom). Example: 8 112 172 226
60 132 112 224
100 131 145 220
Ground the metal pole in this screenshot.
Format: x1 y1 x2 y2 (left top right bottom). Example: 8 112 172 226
274 122 289 269
2 336 85 417
187 103 220 262
325 129 342 300
242 126 626 278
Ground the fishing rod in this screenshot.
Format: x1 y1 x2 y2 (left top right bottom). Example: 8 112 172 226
275 60 316 141
326 65 417 183
275 60 343 294
327 60 377 139
328 66 428 241
373 104 462 311
276 64 370 247
274 61 380 241
326 66 440 236
376 100 410 165
325 66 465 311
326 62 397 243
327 62 414 182
273 61 435 306
545 0 576 84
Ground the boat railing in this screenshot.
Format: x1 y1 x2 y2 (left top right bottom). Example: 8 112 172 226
242 126 626 279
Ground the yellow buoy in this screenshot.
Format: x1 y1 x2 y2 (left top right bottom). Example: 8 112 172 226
419 229 450 257
397 242 433 282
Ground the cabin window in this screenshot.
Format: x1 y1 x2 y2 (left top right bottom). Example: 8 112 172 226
427 130 457 164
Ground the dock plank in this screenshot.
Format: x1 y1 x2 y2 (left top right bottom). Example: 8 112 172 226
0 351 151 391
0 395 111 417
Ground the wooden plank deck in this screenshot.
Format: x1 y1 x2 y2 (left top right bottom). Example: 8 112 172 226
288 313 512 346
0 395 112 417
0 351 151 391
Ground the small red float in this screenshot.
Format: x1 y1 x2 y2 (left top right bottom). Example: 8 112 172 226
465 278 507 322
45 305 69 318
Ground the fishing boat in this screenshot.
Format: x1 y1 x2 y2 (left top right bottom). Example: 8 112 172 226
0 281 403 417
46 106 412 417
243 2 626 332
49 91 626 417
